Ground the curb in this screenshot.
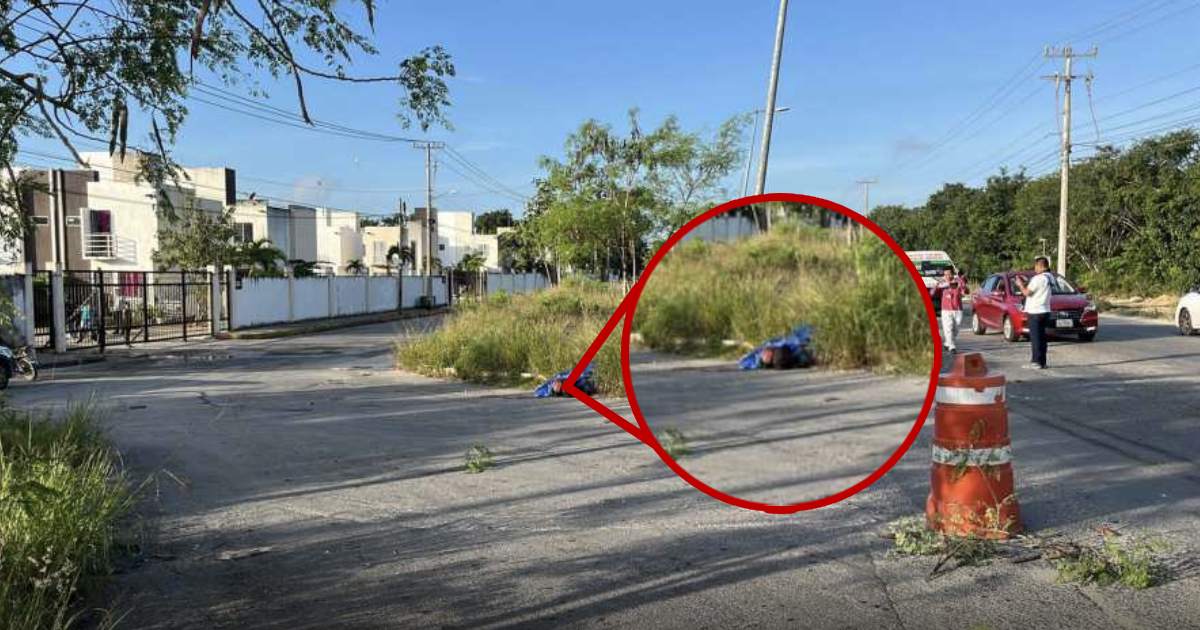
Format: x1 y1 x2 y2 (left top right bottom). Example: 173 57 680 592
216 308 449 340
38 354 107 369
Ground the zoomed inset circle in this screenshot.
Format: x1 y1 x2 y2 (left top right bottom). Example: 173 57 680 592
618 193 942 514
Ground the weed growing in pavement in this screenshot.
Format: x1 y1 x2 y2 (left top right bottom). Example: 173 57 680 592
0 401 134 629
1053 531 1169 589
885 516 998 578
657 428 691 460
464 444 495 474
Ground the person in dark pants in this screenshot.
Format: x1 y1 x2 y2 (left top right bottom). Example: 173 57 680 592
1014 256 1054 369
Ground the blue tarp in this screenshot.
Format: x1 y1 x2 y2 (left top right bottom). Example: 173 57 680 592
535 362 597 397
738 326 815 370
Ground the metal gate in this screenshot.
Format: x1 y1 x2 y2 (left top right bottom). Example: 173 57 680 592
59 270 228 351
449 270 485 302
32 271 53 349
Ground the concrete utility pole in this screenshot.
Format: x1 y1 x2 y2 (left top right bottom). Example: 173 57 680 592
1042 45 1097 277
741 106 791 198
754 0 789 231
853 178 877 243
413 141 444 300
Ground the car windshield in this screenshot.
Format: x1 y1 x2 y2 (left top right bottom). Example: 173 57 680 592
1012 272 1079 295
918 261 954 278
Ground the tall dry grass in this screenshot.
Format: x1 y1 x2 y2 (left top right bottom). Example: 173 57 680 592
0 402 133 630
396 278 625 394
635 223 932 374
397 224 933 393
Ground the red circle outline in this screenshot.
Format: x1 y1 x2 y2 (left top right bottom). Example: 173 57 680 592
617 193 942 514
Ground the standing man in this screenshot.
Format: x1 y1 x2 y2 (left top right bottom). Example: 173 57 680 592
1014 256 1054 369
937 267 969 353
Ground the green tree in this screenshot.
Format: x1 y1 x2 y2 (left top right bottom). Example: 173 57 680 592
1 1 454 238
345 258 366 275
474 209 515 234
455 251 486 273
233 238 286 277
385 243 414 275
289 259 317 278
152 205 238 269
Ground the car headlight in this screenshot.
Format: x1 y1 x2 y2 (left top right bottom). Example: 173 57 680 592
1084 301 1097 312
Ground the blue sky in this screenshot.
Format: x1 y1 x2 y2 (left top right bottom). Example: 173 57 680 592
22 0 1200 218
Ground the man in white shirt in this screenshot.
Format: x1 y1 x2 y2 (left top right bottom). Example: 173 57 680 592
1014 256 1054 369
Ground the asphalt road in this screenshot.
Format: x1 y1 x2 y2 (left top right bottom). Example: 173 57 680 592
8 310 1200 629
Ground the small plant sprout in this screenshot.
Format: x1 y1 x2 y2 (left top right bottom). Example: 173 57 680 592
658 428 691 459
1054 530 1170 589
464 444 495 474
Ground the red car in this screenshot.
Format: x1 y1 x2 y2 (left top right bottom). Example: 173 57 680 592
970 271 1099 342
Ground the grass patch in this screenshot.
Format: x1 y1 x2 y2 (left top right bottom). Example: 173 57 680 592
396 278 624 394
0 402 133 629
1054 532 1169 590
656 427 691 460
634 223 932 374
464 444 495 474
398 224 933 393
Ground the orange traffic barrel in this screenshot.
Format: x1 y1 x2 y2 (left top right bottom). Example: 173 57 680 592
926 352 1022 539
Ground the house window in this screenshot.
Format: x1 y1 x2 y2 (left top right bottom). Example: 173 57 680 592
438 243 445 251
234 222 253 243
373 241 386 261
87 209 112 234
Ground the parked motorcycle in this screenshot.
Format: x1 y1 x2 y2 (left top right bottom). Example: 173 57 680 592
0 345 39 389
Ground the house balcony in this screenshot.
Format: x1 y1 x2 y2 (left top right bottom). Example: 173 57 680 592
83 233 138 261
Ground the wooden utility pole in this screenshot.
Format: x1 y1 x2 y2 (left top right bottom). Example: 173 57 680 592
1042 46 1096 277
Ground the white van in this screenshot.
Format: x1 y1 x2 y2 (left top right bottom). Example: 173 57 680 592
905 250 956 292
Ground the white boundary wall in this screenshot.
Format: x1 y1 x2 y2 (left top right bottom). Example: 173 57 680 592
230 274 447 329
485 272 549 296
679 214 757 244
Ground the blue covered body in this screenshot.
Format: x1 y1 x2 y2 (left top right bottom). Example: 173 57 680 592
739 326 814 370
535 362 597 397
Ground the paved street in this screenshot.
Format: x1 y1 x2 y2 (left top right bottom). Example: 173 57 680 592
8 312 1200 629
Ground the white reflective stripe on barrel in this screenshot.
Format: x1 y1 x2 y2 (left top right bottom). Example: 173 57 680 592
935 385 1005 405
931 444 1012 467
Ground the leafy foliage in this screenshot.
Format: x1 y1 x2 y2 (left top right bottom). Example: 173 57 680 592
1055 533 1169 590
527 109 750 281
1 0 454 236
657 427 691 460
463 444 494 474
474 209 515 234
455 251 487 273
233 238 286 277
872 131 1200 295
151 205 238 269
0 402 133 629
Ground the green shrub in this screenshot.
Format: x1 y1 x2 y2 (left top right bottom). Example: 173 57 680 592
1055 534 1169 589
0 403 133 629
397 281 624 394
464 444 495 473
636 225 932 373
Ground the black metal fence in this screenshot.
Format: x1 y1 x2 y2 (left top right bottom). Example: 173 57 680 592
60 270 228 351
32 271 53 349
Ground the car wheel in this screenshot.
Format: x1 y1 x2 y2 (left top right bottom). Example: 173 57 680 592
1077 331 1096 342
972 312 987 335
1002 315 1020 342
1181 308 1195 336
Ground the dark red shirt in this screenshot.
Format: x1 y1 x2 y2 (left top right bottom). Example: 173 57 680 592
938 277 966 312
